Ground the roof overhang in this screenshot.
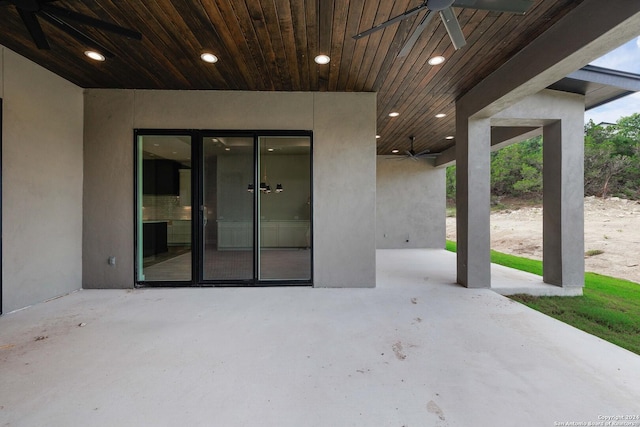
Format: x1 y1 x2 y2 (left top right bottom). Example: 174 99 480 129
436 64 640 168
548 64 640 110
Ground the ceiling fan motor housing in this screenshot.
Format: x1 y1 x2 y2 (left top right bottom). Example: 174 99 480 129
427 0 455 11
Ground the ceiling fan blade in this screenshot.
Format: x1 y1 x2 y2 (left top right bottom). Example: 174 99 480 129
353 2 428 40
42 4 142 40
17 8 50 49
39 11 115 57
397 10 435 58
415 148 433 157
452 0 533 14
439 7 466 50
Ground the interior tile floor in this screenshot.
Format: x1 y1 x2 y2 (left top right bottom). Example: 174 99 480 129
0 249 638 426
143 247 311 282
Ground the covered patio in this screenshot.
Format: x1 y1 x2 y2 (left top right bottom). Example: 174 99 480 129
1 249 638 426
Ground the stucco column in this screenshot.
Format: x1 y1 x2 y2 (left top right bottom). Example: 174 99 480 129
543 120 585 287
456 112 491 288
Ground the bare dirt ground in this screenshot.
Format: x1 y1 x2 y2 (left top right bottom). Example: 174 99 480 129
446 196 640 284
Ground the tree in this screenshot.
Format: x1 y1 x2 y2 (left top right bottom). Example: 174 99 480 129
584 115 640 199
446 165 456 200
490 136 543 198
445 112 640 202
615 113 640 142
584 141 632 198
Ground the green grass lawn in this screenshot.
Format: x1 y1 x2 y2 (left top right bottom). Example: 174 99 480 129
446 240 640 355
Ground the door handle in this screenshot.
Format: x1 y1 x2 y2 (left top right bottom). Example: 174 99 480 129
201 205 207 227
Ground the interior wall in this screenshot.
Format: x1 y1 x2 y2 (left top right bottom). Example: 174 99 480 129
1 47 84 313
83 90 376 288
376 156 446 249
216 153 253 221
258 154 310 221
204 153 217 245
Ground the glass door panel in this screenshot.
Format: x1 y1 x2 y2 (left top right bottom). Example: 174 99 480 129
137 135 193 282
202 136 254 280
258 136 312 281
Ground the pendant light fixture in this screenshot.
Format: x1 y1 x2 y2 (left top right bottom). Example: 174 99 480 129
248 141 283 194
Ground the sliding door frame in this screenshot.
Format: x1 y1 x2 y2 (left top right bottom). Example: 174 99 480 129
197 130 256 286
134 129 197 287
0 99 3 314
134 129 313 288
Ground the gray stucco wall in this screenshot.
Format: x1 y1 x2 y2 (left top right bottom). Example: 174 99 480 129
376 156 445 249
1 47 84 313
83 90 376 288
492 89 585 287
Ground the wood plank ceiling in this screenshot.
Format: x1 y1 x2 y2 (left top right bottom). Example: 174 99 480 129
0 0 584 154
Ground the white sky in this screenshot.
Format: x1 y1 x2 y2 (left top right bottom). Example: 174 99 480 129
583 36 640 124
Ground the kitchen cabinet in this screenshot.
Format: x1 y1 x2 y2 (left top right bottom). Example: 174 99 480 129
218 221 252 249
143 221 168 256
143 159 179 195
167 220 191 245
217 220 309 249
260 222 278 247
278 222 309 247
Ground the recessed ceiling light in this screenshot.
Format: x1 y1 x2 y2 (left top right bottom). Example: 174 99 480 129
267 148 274 152
428 56 445 65
84 50 105 61
446 135 455 140
376 135 381 139
201 52 218 63
391 149 399 153
389 112 400 117
435 113 446 118
153 143 159 147
225 147 231 151
314 54 331 64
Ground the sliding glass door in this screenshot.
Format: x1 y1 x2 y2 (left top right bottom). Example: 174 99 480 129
202 136 254 281
135 130 311 286
136 134 193 283
258 136 311 281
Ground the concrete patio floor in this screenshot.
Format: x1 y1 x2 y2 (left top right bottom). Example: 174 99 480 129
1 249 639 426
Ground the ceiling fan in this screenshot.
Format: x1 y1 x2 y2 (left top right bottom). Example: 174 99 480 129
391 136 440 161
0 0 142 58
353 0 533 57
